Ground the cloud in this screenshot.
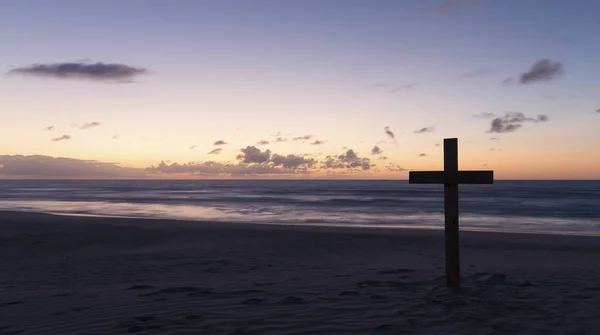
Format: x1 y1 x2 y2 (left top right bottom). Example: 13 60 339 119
384 126 395 140
311 140 324 145
112 134 119 140
374 82 417 93
45 126 54 131
502 78 516 85
542 94 555 101
189 145 197 150
371 146 382 155
0 155 143 178
51 135 71 142
256 140 270 146
237 146 271 164
208 148 222 155
322 149 372 171
490 137 499 140
435 0 477 13
149 147 316 177
418 153 427 157
386 165 407 172
275 137 288 143
596 108 600 113
80 121 101 130
213 140 227 146
414 127 435 134
472 112 496 119
435 143 440 147
147 160 286 177
386 83 418 93
461 69 493 78
487 112 549 133
379 156 388 160
7 62 148 82
271 154 316 169
519 59 563 84
292 135 313 141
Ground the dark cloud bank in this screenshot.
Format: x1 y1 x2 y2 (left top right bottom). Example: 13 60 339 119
7 62 148 82
0 155 142 179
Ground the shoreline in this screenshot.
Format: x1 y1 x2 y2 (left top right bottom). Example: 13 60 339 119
3 209 600 238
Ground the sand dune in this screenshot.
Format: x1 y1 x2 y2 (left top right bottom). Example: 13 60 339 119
1 211 599 334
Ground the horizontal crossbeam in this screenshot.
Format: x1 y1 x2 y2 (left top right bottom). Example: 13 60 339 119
409 170 494 184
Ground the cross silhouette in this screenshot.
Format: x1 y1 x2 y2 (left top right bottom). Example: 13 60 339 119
409 138 494 288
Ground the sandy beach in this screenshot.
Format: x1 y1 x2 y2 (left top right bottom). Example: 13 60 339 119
1 211 599 334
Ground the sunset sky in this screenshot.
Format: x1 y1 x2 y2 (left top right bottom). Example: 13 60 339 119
1 0 599 179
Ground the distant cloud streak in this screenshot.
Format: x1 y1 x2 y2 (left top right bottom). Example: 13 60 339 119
386 83 417 93
311 140 324 145
386 165 407 172
461 69 492 78
7 62 148 82
502 78 516 85
414 127 435 134
292 135 313 141
435 0 477 13
371 146 382 155
51 135 71 142
213 140 227 146
256 140 270 146
80 121 101 130
45 126 54 131
472 112 496 119
208 148 222 155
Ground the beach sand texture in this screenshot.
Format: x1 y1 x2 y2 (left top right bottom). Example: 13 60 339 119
1 211 599 334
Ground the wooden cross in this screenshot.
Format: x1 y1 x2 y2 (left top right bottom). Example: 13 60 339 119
409 138 493 288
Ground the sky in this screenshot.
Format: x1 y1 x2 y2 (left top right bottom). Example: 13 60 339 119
1 0 599 179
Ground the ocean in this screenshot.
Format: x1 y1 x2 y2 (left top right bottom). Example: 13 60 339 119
0 180 598 235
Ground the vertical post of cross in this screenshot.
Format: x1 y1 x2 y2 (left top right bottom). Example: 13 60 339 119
444 138 460 288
